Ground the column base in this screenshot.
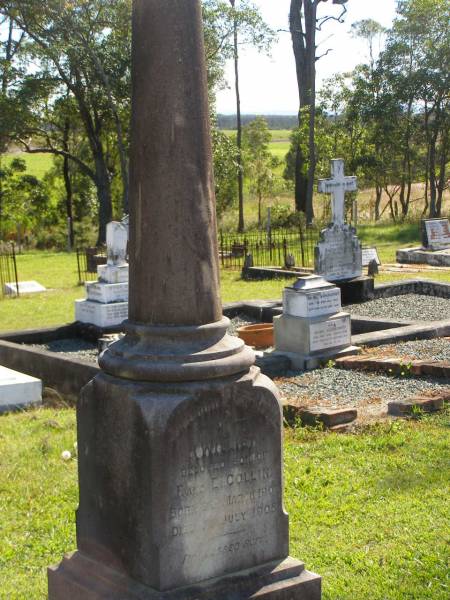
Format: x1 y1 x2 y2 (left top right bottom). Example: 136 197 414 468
48 552 321 600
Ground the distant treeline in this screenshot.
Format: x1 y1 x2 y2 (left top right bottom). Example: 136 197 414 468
217 114 297 130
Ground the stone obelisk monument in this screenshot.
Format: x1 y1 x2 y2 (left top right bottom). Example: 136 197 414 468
48 1 321 598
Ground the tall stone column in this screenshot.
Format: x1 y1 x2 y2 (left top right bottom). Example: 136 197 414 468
48 1 321 598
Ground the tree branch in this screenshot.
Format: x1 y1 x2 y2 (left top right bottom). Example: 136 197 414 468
16 138 96 181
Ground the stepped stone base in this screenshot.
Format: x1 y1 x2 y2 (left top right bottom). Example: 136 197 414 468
75 299 128 328
48 553 321 600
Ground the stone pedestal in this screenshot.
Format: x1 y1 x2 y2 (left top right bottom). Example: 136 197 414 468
75 263 129 328
274 276 358 370
98 264 129 284
49 1 321 598
75 299 128 328
49 369 316 598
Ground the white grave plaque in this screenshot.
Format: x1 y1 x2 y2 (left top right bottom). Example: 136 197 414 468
0 365 42 411
75 299 128 328
309 317 351 353
362 247 381 267
86 281 129 304
283 287 341 319
4 281 46 296
424 219 450 250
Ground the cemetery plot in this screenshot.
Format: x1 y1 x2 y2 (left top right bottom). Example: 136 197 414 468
345 294 450 322
275 367 449 423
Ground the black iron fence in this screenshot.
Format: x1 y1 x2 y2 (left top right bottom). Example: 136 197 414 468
0 242 19 298
76 247 107 284
219 227 320 270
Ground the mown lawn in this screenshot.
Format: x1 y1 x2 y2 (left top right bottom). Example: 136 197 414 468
2 153 54 180
0 250 449 332
0 407 448 599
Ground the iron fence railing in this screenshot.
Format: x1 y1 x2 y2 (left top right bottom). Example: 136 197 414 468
76 247 107 284
219 227 320 270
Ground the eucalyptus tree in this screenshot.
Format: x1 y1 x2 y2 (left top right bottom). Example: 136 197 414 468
214 0 275 232
1 0 131 244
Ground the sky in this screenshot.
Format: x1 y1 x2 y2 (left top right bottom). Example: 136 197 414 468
216 0 398 114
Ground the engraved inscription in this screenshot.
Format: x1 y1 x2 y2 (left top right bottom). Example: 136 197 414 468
310 317 350 352
161 392 287 588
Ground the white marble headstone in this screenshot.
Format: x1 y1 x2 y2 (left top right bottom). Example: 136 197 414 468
106 221 128 266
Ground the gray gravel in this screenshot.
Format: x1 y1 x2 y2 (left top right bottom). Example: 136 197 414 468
346 294 450 322
276 368 449 412
31 339 98 363
371 338 450 362
227 315 258 336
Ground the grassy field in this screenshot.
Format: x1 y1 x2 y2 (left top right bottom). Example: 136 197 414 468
0 247 449 332
2 153 54 180
1 244 450 332
0 406 448 599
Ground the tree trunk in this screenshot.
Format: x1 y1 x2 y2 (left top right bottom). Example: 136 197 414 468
374 184 382 221
436 128 448 217
62 119 75 248
94 152 113 246
230 1 244 233
294 142 308 212
304 1 317 223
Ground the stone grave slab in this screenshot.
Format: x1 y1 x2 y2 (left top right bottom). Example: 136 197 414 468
4 280 46 296
86 281 128 304
75 299 128 328
362 247 381 267
0 365 42 412
423 218 450 250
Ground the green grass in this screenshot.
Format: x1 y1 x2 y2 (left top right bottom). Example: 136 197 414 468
0 251 449 332
0 407 448 598
2 153 54 180
0 252 81 332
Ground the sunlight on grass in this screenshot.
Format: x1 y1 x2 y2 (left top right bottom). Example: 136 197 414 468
0 408 448 599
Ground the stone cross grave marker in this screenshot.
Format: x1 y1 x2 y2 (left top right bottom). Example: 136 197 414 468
315 158 362 283
318 158 357 226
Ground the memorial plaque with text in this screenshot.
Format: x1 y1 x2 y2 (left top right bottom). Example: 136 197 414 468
284 287 341 318
309 316 351 353
424 219 450 250
161 386 288 589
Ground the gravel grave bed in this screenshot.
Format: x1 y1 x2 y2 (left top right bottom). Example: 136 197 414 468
363 337 450 362
346 294 450 322
31 339 98 363
275 367 449 418
28 317 256 362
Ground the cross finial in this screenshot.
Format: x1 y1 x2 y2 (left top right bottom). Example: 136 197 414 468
318 159 357 226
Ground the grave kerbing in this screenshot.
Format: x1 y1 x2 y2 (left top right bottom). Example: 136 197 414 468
48 2 321 599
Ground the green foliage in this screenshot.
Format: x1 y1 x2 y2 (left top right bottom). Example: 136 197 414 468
242 117 283 225
212 128 239 218
0 156 53 240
